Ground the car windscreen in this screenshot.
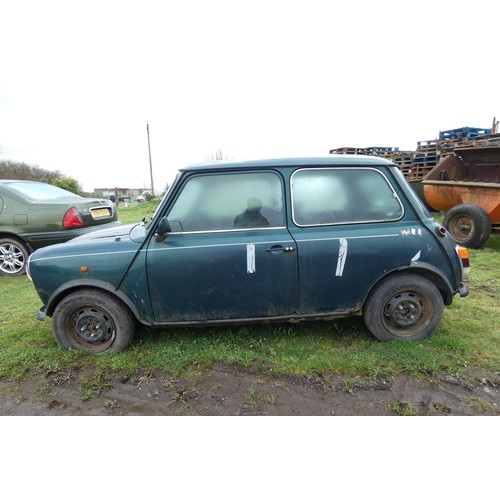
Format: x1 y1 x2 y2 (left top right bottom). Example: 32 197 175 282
7 182 82 200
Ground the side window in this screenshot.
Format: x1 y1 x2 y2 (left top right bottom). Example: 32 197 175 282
167 172 284 232
291 168 403 226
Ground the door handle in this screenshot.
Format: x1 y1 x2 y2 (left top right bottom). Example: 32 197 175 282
266 245 296 253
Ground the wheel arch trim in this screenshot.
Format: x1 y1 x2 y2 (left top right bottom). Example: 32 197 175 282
44 279 149 324
366 263 455 306
0 233 34 253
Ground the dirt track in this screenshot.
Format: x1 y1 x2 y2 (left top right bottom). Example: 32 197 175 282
1 362 498 416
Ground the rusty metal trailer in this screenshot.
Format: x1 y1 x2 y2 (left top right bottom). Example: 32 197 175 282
422 146 500 248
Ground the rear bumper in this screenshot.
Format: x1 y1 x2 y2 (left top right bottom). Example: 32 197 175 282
458 282 469 298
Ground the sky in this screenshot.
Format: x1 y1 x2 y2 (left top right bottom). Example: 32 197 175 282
1 0 498 193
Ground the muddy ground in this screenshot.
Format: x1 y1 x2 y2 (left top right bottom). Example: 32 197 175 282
1 362 499 416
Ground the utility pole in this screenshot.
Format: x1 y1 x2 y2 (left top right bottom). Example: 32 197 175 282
492 117 499 134
147 123 154 195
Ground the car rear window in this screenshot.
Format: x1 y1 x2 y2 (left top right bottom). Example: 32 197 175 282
8 182 81 200
291 168 403 226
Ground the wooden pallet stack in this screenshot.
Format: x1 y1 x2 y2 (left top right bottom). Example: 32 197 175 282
406 139 439 181
329 124 500 181
386 150 414 176
440 131 500 156
329 146 400 155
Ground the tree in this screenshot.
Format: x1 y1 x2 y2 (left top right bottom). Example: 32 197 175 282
51 176 82 195
0 159 62 183
0 159 82 194
205 148 229 161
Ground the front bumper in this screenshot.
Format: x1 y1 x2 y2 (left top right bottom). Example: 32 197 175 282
37 307 46 321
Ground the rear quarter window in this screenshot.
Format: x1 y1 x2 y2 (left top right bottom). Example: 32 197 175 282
291 168 404 226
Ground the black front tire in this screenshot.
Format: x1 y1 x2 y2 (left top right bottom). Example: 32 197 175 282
52 289 135 353
443 203 491 249
364 273 444 341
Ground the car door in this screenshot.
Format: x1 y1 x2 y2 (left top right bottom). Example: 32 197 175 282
146 170 299 322
288 167 406 313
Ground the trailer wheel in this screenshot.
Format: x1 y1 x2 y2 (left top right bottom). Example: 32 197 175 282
443 204 491 249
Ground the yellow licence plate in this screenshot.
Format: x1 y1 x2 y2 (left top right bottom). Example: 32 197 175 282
91 208 112 219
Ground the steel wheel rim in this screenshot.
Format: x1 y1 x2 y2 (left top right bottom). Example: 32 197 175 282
70 305 116 351
0 243 25 274
449 215 474 243
382 290 432 338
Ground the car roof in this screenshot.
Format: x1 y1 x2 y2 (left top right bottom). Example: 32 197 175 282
181 155 395 172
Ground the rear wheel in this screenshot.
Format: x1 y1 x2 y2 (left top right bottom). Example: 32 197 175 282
0 238 29 276
364 273 443 341
52 289 135 353
443 204 491 249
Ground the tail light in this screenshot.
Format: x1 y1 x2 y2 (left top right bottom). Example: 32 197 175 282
63 207 85 227
456 245 470 280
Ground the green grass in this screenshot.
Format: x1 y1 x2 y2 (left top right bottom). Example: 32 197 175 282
116 199 161 224
1 201 499 385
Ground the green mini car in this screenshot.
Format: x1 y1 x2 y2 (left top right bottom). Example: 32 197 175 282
0 180 119 276
28 156 470 353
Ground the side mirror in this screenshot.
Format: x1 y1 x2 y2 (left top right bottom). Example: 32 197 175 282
155 216 171 242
